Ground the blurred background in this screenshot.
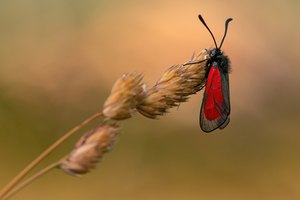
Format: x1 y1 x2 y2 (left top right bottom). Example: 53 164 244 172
1 0 300 199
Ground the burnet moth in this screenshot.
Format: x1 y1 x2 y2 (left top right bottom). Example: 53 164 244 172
197 15 233 132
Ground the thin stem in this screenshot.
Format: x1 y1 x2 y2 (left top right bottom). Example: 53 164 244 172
0 112 103 199
3 162 60 200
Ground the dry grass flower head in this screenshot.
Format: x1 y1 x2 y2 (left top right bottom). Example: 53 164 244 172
103 73 145 120
60 123 119 175
137 50 208 118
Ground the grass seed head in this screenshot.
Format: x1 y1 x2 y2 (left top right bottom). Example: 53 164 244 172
137 50 208 119
60 123 119 175
103 73 145 120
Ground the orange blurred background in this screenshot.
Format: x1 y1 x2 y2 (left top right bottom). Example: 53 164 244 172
1 0 300 199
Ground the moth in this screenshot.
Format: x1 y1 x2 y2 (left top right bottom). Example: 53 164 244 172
194 15 233 132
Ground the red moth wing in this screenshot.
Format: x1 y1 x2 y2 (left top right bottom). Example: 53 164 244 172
203 67 224 120
200 65 230 132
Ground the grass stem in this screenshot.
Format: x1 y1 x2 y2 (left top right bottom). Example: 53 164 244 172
3 162 59 200
0 112 103 199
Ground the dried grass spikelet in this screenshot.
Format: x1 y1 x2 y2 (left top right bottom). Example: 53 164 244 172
137 50 208 119
103 73 145 120
60 123 119 175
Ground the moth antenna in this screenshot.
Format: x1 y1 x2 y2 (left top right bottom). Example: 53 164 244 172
219 18 233 49
198 15 218 49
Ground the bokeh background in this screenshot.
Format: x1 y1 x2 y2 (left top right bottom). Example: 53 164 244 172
1 0 300 199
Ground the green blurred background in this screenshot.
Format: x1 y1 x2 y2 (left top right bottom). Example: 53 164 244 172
1 0 300 199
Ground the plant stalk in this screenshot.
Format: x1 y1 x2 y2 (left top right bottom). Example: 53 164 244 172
3 162 59 200
0 112 103 199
